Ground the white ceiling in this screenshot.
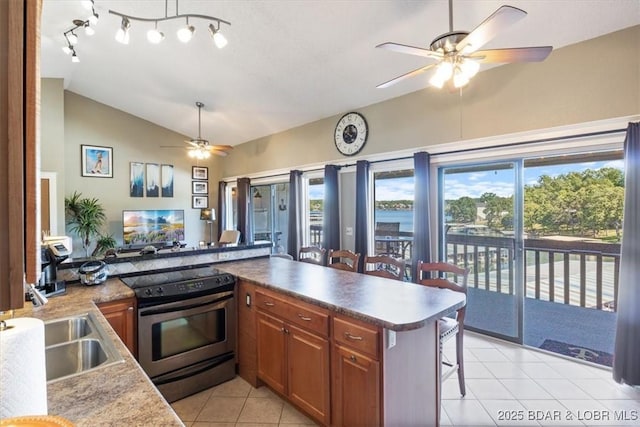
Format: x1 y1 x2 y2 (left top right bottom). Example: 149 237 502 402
41 0 640 147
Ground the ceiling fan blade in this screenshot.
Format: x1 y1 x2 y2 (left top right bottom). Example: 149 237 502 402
376 42 443 60
209 149 229 157
160 145 185 149
185 140 200 147
209 144 233 151
470 46 552 63
456 5 527 55
377 63 437 89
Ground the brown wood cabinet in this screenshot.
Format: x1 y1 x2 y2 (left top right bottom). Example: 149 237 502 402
331 315 381 427
255 290 330 426
98 298 137 357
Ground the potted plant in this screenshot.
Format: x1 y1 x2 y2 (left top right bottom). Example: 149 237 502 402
65 191 107 258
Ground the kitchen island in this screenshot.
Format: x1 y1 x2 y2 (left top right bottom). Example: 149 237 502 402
217 257 466 427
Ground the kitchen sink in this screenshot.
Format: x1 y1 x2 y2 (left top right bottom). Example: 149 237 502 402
44 313 124 383
44 316 92 346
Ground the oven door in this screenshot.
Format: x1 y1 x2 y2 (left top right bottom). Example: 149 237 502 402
138 290 236 378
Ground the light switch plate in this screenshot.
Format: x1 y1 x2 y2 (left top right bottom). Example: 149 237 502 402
386 329 396 349
345 227 353 236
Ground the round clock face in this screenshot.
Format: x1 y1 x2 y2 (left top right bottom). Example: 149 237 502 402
334 112 368 156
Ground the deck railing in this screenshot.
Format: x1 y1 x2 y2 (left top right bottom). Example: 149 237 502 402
445 234 620 312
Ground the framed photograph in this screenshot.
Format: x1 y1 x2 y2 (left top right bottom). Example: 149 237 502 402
81 145 113 178
130 162 144 197
161 164 174 197
192 166 208 180
146 163 160 197
192 195 209 209
192 181 208 194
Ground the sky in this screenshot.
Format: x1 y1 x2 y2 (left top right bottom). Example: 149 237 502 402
309 159 624 201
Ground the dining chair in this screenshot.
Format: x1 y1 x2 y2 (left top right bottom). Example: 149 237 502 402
374 222 401 256
415 261 468 397
219 230 241 244
363 255 404 280
298 246 326 266
327 249 360 273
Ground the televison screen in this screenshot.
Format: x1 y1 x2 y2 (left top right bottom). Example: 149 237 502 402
123 210 185 245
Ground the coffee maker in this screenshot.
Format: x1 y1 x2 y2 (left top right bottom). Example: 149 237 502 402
38 239 70 297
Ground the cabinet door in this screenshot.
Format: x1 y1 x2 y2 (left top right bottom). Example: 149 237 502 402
287 323 330 426
98 298 136 357
332 344 380 427
256 311 286 395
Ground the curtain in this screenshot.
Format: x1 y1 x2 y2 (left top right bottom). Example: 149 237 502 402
287 170 303 259
613 122 640 386
412 151 432 279
322 165 341 252
236 177 252 244
217 181 227 238
355 160 370 271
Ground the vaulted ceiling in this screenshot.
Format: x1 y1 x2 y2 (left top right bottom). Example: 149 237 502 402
41 1 640 146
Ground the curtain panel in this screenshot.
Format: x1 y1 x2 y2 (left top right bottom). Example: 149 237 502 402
322 165 341 252
217 181 227 238
287 170 303 259
355 160 370 271
236 177 252 244
412 152 432 278
613 122 640 386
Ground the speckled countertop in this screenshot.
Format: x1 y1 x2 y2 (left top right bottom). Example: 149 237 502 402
217 257 466 331
6 279 183 427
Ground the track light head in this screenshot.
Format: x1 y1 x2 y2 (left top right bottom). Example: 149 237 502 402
147 26 165 44
71 51 80 63
208 23 227 49
88 11 99 26
67 31 78 45
81 0 94 11
115 16 131 44
84 23 95 36
177 24 195 43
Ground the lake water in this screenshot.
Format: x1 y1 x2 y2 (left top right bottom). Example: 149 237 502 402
310 209 414 232
375 210 413 232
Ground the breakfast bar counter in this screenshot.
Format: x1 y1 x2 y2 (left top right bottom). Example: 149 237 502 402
217 257 466 427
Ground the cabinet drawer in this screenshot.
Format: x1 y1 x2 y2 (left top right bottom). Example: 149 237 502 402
255 291 329 337
333 316 379 359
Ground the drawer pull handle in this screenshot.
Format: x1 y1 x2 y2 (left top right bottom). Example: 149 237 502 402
350 355 357 362
345 332 363 341
264 301 275 307
297 313 312 321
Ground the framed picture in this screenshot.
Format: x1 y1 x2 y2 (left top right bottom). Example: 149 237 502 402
192 181 208 194
192 195 209 209
192 166 208 180
161 164 174 197
81 145 113 178
146 163 160 197
130 162 144 197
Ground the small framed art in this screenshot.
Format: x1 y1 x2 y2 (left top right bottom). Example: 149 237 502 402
146 163 160 197
81 145 113 178
192 181 208 194
192 195 209 209
130 162 144 197
161 164 174 197
192 166 208 180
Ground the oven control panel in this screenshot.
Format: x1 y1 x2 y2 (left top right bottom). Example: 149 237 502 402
134 273 235 301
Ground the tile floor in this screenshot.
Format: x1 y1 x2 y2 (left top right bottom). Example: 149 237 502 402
171 332 640 426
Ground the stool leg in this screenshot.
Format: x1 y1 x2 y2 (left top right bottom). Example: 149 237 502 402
456 327 466 396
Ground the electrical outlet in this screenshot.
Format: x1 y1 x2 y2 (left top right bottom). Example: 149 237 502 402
345 227 353 236
386 329 396 349
246 293 251 307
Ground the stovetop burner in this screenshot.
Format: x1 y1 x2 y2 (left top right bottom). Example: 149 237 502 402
121 265 235 303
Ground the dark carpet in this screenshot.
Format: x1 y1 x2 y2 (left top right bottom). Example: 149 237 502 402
540 339 613 367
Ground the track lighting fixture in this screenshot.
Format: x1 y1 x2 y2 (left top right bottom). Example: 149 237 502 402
60 1 99 63
109 0 230 48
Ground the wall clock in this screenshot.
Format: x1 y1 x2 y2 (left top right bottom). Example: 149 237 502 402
334 112 368 156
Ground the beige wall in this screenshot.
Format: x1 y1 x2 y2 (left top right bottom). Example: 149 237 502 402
221 25 640 178
40 87 224 254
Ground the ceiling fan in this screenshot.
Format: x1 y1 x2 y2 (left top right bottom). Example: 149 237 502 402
376 0 553 89
162 102 233 158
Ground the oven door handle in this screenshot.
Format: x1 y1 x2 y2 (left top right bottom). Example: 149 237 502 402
139 292 233 317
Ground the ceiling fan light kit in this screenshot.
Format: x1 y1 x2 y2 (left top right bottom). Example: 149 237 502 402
376 0 552 90
109 0 230 48
161 102 233 159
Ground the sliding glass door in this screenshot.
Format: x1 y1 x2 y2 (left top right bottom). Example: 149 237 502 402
440 162 522 341
251 183 289 254
439 150 623 363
